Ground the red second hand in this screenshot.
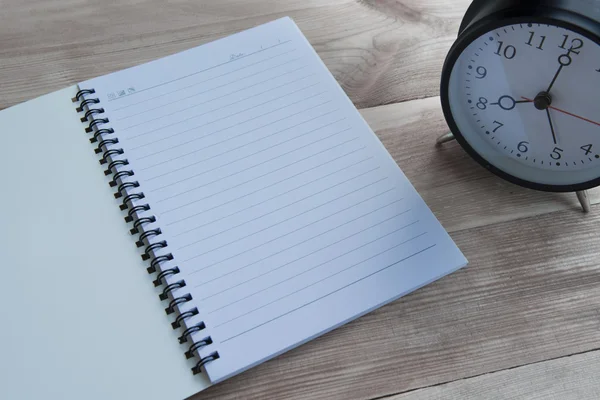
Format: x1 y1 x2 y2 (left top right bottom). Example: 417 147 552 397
521 96 600 127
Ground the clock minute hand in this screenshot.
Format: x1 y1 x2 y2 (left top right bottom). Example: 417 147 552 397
521 97 600 127
547 51 573 93
547 65 564 93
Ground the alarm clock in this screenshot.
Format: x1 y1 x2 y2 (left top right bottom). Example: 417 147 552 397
439 0 600 210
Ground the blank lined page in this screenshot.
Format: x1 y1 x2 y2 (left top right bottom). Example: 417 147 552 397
80 17 467 383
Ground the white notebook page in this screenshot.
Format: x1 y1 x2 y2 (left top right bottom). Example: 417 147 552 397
80 17 467 383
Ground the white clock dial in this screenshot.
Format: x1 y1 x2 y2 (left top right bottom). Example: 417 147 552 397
447 22 600 187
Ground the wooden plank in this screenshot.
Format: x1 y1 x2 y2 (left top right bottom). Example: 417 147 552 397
360 97 600 232
0 0 471 110
196 205 600 400
391 350 600 400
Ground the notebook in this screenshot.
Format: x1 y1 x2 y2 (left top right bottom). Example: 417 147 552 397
0 17 467 400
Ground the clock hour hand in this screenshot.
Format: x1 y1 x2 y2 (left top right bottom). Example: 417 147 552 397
490 95 529 111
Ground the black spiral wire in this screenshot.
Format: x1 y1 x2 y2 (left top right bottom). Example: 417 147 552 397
73 88 219 375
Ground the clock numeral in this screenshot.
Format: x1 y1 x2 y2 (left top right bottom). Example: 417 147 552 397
551 147 564 160
581 144 593 155
475 66 487 79
571 39 584 54
517 141 529 153
559 35 584 54
492 121 504 133
526 31 546 50
476 97 488 110
495 41 517 59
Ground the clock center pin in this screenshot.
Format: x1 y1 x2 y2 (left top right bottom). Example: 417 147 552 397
533 91 552 110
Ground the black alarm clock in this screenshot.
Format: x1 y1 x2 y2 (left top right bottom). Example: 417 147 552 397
439 0 600 203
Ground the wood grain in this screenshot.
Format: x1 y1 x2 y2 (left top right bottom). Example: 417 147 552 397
0 0 471 110
391 350 600 400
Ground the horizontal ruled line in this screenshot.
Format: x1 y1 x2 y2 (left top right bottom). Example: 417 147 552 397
128 74 319 144
174 157 374 240
195 187 399 289
145 114 345 182
216 231 424 327
176 167 384 252
205 219 417 311
167 151 370 229
139 100 334 172
132 90 327 159
187 195 398 274
121 65 310 131
107 40 293 103
199 208 408 303
156 134 359 211
112 50 299 116
152 120 347 195
220 240 435 339
181 180 391 268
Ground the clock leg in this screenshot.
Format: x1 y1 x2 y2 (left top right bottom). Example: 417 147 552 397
434 132 591 212
436 132 456 146
576 190 591 213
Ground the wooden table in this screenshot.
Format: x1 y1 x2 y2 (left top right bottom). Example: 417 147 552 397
3 1 600 399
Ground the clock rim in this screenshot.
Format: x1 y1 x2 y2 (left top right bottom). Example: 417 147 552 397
440 7 600 193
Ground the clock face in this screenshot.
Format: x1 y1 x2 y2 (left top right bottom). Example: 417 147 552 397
446 21 600 190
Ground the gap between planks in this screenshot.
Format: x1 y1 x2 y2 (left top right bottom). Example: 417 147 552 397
385 346 600 400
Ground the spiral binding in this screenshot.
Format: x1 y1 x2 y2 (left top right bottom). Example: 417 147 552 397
73 88 219 375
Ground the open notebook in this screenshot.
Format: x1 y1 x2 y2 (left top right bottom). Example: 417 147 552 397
0 17 466 400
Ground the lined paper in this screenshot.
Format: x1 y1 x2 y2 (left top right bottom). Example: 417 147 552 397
80 17 467 384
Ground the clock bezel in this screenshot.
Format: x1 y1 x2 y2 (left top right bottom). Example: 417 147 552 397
440 6 600 193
